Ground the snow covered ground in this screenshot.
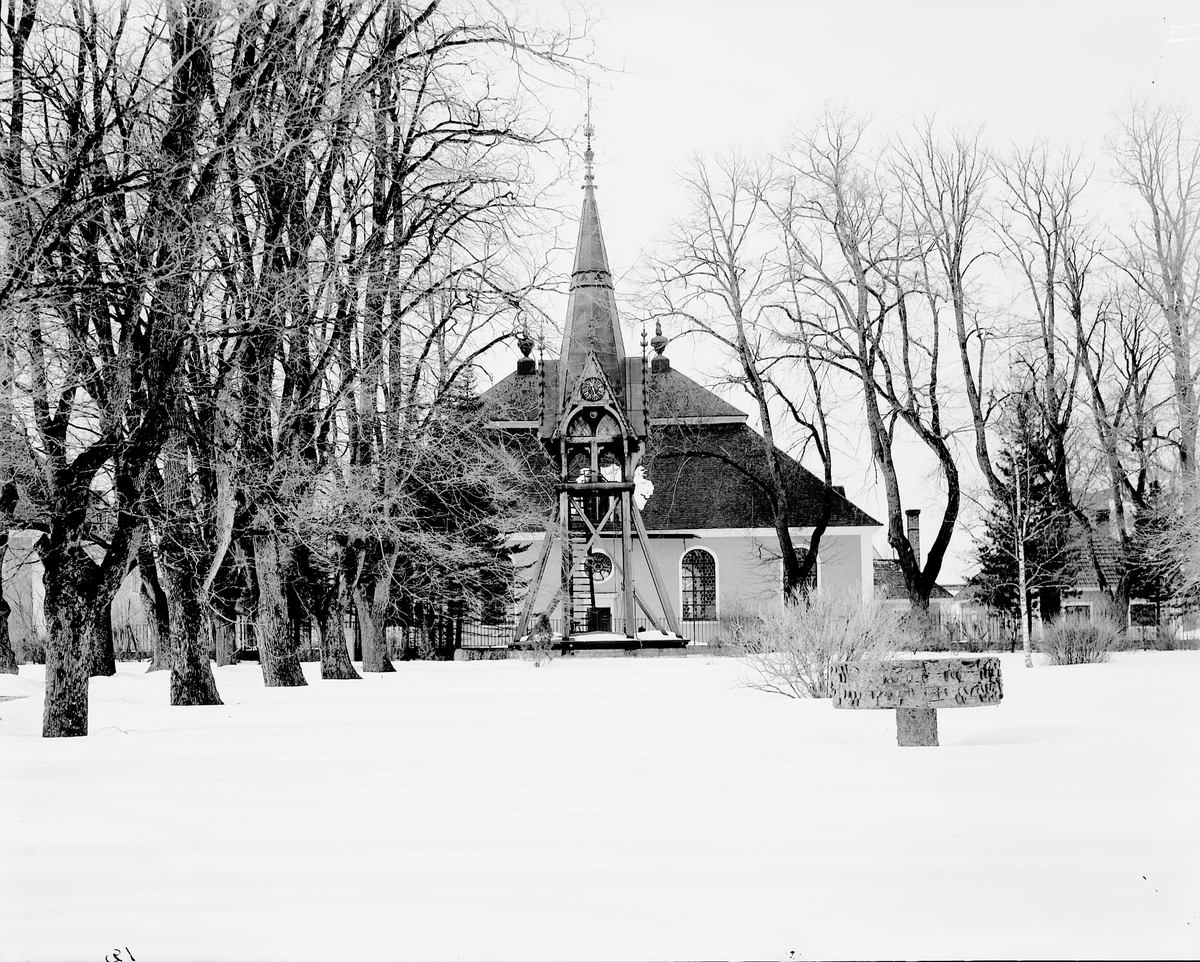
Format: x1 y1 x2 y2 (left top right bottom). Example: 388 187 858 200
2 651 1197 961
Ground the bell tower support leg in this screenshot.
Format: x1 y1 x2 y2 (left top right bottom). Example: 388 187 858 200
561 490 574 641
514 507 561 642
621 490 636 638
633 505 682 636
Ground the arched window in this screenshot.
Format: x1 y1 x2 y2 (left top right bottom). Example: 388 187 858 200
681 548 717 621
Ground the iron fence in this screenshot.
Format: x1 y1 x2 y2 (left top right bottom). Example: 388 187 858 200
459 615 721 648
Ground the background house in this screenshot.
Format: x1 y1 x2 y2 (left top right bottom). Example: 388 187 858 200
870 510 953 616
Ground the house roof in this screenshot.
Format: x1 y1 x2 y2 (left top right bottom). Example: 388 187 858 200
872 559 953 600
1066 533 1123 590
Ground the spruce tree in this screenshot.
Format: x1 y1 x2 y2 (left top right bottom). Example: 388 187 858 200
973 392 1074 662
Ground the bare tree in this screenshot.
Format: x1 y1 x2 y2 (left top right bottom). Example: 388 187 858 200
647 153 823 599
993 143 1097 615
1109 100 1200 473
196 0 586 677
893 118 1003 503
771 112 963 608
0 481 16 673
0 0 228 734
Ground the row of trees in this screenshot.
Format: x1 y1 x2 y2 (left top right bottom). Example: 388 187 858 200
647 104 1199 657
0 0 586 735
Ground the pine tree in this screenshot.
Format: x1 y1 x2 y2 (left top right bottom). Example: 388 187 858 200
387 367 542 656
973 392 1074 664
1127 478 1200 620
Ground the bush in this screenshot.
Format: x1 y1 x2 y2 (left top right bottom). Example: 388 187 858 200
13 630 45 665
1037 615 1124 665
1129 623 1200 651
726 589 902 698
895 609 953 651
710 597 762 655
527 613 554 667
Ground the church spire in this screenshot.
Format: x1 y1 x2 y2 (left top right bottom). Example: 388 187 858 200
583 81 595 189
557 98 627 414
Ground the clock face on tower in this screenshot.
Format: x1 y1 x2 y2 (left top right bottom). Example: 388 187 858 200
580 376 606 402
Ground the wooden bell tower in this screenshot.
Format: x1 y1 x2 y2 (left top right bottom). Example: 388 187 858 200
514 117 680 645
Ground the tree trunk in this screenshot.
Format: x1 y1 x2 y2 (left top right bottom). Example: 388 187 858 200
161 556 222 706
212 601 237 667
139 546 172 672
0 0 32 678
88 596 117 677
40 541 94 737
252 529 307 687
0 491 18 673
319 598 360 680
1017 531 1033 669
354 547 399 672
0 590 17 673
354 585 394 673
1165 301 1198 474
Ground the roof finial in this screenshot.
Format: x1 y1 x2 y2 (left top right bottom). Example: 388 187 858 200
584 79 595 189
650 319 670 373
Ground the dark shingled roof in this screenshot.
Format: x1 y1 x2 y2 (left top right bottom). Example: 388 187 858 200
482 362 879 532
482 360 746 425
643 423 877 530
1067 533 1123 589
644 366 747 422
481 367 546 423
873 559 953 600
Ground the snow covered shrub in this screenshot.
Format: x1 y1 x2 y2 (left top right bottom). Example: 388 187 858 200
894 609 952 652
728 589 899 698
7 604 45 664
527 613 554 667
1037 614 1124 665
710 596 761 654
1147 624 1200 650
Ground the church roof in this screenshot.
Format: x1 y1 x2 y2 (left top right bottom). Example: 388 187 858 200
481 369 879 531
482 359 746 426
645 366 748 423
643 422 879 530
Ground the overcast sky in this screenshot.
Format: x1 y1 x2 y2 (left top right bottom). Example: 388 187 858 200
517 0 1200 581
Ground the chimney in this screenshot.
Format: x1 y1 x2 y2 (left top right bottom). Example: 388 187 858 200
905 508 921 563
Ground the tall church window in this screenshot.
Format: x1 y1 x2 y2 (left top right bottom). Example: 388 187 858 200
681 548 717 621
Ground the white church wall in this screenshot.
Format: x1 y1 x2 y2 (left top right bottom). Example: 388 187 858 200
509 524 877 632
811 533 867 599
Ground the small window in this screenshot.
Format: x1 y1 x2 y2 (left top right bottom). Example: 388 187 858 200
1129 603 1158 628
1062 604 1091 622
682 548 717 621
584 550 613 585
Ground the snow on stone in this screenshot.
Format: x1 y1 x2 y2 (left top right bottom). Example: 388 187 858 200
1 652 1197 960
